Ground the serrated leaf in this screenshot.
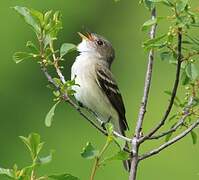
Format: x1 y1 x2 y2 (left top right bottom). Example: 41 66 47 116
176 0 189 14
168 114 177 121
81 142 99 159
164 90 181 104
160 51 173 61
19 165 34 179
29 8 44 26
44 10 53 25
190 131 197 145
60 43 76 58
13 6 41 34
185 63 198 80
105 123 114 135
147 0 174 7
45 101 60 127
37 151 54 165
181 70 190 85
0 168 15 179
49 174 79 180
13 52 33 63
26 41 38 53
114 138 126 150
104 151 129 162
143 34 167 49
142 18 157 31
46 11 62 38
165 132 173 142
19 133 44 160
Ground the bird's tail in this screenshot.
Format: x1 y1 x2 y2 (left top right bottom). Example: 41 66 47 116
120 129 131 172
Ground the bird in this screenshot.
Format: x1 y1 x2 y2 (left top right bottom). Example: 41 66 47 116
71 32 130 171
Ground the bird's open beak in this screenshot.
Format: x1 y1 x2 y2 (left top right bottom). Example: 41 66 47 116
77 32 94 41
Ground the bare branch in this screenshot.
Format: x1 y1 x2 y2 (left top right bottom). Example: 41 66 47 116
139 119 199 161
149 97 194 140
129 7 157 180
148 114 188 140
134 7 157 139
50 42 66 84
140 27 183 143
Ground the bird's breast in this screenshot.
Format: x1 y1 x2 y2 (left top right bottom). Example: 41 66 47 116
71 55 118 124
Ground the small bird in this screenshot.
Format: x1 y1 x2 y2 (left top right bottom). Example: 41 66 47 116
71 32 130 170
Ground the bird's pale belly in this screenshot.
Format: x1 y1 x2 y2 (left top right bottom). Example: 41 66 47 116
71 55 120 132
74 75 118 121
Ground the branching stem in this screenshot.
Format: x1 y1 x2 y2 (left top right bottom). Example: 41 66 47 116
90 139 112 180
140 27 183 143
129 7 157 180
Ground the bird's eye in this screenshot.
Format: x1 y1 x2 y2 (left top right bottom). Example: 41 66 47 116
96 40 104 46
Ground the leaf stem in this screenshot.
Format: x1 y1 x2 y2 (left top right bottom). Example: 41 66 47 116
90 138 112 180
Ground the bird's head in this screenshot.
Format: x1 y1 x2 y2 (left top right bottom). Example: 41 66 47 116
77 32 115 65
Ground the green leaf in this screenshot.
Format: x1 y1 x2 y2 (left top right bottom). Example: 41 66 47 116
186 35 199 46
0 168 15 179
160 51 173 61
185 63 198 80
165 132 173 142
143 34 167 49
45 101 60 127
142 18 157 31
29 8 44 26
19 165 34 179
114 138 126 150
190 131 197 145
46 11 62 38
144 0 154 10
49 174 79 180
13 52 33 63
60 43 76 58
168 114 177 121
26 41 38 53
176 0 189 14
164 90 181 104
44 10 53 25
181 70 190 85
37 151 54 165
81 142 99 159
19 133 44 160
105 123 114 135
104 151 129 162
13 6 41 34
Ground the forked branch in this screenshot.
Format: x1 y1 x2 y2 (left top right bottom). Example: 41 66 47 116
139 119 199 160
140 27 183 143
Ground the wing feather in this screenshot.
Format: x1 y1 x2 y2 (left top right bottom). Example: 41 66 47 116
95 64 129 131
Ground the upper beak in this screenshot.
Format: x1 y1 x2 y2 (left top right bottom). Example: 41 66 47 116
77 32 93 41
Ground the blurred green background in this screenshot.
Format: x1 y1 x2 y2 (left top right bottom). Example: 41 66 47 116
0 0 199 179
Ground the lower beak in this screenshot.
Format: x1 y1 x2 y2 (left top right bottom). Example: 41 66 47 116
77 32 89 40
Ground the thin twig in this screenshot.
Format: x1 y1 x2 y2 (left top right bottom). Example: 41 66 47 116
148 114 188 140
129 7 157 180
134 8 157 139
50 42 66 84
139 119 199 161
140 27 183 143
90 139 111 180
149 97 194 140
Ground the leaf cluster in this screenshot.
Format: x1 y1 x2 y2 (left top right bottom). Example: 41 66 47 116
0 133 79 180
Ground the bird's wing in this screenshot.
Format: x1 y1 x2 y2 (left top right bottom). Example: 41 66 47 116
95 64 129 131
